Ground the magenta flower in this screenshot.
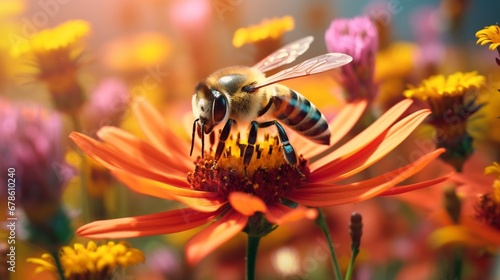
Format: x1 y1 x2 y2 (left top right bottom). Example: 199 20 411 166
325 16 378 101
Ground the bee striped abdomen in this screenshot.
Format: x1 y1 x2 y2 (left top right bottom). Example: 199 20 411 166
272 88 331 145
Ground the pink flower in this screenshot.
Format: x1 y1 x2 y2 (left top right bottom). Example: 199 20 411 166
325 16 378 101
0 100 75 229
82 78 130 135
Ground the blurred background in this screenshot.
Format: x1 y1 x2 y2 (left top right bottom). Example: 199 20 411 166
1 0 500 279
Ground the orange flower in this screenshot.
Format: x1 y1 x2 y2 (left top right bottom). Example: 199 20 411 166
429 161 500 250
71 98 449 265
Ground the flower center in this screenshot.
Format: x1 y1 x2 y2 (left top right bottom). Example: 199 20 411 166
475 193 500 230
187 133 309 204
474 183 500 231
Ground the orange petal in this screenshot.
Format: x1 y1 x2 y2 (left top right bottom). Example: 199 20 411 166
379 173 452 196
288 149 444 207
70 132 189 188
228 192 267 216
311 99 413 171
311 108 429 183
97 126 191 176
299 99 368 159
112 170 226 212
132 98 191 160
77 208 223 239
185 210 248 265
265 203 317 225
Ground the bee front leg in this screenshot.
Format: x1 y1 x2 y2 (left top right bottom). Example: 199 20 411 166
243 121 259 169
214 118 234 164
258 121 298 165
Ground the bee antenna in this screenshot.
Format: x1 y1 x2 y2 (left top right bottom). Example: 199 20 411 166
190 118 199 157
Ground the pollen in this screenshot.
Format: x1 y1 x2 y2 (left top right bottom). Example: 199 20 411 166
187 133 309 204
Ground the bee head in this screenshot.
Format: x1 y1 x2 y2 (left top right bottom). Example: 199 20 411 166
192 82 229 134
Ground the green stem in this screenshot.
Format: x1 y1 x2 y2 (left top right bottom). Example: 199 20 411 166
51 251 65 280
315 208 342 280
453 247 463 280
246 235 261 280
344 248 359 280
70 114 91 223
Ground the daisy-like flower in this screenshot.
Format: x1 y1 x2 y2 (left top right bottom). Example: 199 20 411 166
232 16 294 61
325 16 378 102
13 20 91 114
70 97 449 267
27 241 145 280
476 162 500 230
429 162 500 252
404 71 486 172
476 24 500 66
476 24 500 51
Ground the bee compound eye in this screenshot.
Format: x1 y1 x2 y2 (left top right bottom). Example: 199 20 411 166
212 92 228 123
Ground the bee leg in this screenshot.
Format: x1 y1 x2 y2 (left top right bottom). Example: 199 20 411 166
243 121 259 168
214 119 234 165
258 121 298 165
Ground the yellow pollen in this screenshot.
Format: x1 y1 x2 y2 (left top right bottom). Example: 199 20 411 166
188 132 309 205
216 133 287 177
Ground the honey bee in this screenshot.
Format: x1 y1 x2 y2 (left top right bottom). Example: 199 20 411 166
190 36 352 166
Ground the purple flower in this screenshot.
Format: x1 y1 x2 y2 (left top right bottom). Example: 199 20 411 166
325 16 378 101
0 100 75 223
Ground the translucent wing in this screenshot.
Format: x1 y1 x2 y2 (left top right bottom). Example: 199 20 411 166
253 53 353 89
252 36 314 73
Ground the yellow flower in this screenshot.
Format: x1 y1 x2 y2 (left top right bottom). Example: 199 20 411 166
476 24 500 51
27 241 144 280
101 32 172 73
13 20 91 114
12 19 90 57
404 71 486 171
232 16 294 48
403 71 485 100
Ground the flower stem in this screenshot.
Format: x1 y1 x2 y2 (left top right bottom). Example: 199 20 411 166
246 235 261 280
315 208 342 280
70 114 91 223
51 250 65 280
345 248 359 280
452 247 463 280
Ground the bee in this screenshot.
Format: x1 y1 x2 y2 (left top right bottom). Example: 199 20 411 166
190 36 352 166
